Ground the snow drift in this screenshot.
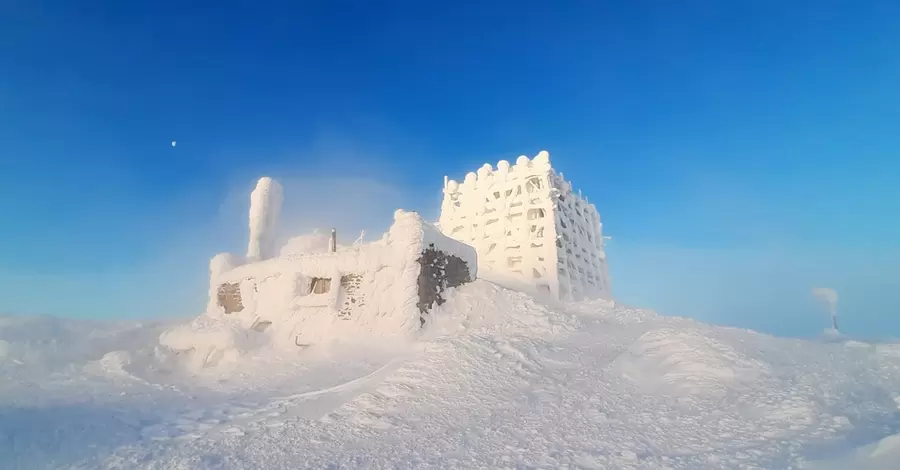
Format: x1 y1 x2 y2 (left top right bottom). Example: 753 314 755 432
609 327 771 397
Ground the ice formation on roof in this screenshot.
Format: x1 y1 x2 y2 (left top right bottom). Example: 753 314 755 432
279 231 332 257
439 150 610 301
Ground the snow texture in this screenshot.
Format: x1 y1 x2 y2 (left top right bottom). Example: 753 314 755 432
806 433 900 470
439 150 610 301
278 231 331 257
2 283 899 469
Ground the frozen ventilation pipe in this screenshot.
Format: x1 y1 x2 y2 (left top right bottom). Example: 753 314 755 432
812 287 839 332
329 228 337 253
247 177 284 262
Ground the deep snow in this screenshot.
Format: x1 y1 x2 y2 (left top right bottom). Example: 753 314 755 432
2 281 899 469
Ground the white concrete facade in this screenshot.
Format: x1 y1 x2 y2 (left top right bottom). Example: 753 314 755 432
438 150 610 301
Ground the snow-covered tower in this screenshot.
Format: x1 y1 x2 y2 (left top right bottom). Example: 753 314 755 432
247 177 284 262
438 150 610 301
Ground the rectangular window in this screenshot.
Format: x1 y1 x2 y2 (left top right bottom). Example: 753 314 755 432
527 208 545 220
525 176 544 193
309 277 332 294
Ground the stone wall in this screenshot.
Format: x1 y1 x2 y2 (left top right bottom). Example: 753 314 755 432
217 282 244 314
338 273 365 320
416 243 473 325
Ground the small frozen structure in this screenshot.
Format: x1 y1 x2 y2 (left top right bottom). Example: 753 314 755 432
812 287 839 332
160 178 477 369
247 177 283 262
438 150 610 301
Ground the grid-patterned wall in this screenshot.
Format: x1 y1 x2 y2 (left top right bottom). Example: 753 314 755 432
439 151 610 301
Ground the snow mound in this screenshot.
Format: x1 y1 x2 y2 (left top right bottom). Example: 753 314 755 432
567 298 658 325
609 327 771 397
279 232 332 256
83 350 135 378
424 279 578 338
157 315 261 373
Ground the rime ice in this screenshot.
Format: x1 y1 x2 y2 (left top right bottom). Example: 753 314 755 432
439 150 610 301
160 178 477 369
247 177 284 262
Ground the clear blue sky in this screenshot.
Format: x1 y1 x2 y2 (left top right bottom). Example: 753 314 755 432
2 1 898 338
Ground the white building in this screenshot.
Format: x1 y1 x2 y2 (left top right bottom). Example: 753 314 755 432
160 178 477 370
438 150 610 301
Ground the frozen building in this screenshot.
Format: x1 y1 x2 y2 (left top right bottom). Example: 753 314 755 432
438 150 610 301
160 178 477 369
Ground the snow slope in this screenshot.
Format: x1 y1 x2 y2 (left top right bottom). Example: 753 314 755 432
2 282 899 469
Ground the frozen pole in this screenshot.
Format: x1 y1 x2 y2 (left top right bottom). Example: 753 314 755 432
330 228 337 253
812 288 839 333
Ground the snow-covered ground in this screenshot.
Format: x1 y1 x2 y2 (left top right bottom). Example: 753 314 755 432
2 281 899 469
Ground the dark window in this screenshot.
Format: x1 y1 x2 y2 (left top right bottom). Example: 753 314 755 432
309 277 332 294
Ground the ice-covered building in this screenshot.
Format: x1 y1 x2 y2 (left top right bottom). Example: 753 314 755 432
160 178 477 369
438 150 610 301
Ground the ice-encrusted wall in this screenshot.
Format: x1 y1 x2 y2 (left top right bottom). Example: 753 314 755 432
160 177 478 370
438 150 610 301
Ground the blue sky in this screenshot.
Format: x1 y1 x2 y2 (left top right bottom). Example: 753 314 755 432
1 1 898 338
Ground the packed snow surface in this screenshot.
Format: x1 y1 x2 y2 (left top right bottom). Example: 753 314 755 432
2 282 899 469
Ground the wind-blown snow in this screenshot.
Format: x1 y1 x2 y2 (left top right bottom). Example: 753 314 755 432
608 327 770 397
2 283 899 469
